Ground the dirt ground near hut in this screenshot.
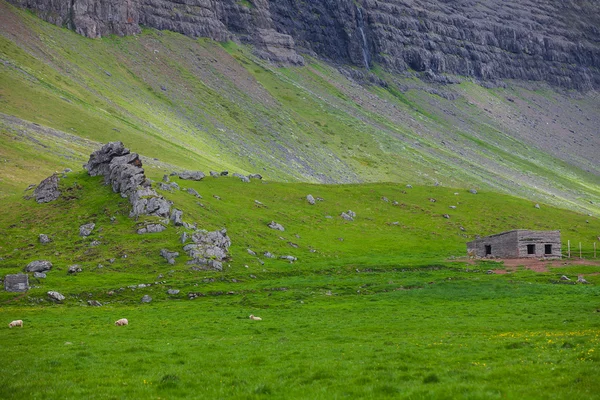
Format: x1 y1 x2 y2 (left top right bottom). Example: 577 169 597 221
474 258 600 274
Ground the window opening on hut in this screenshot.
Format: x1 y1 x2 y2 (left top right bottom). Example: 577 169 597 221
527 244 536 255
545 244 552 254
485 245 492 255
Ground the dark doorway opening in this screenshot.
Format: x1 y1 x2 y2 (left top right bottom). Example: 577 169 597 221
485 245 492 256
527 244 536 255
545 244 552 255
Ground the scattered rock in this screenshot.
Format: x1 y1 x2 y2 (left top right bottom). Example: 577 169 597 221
577 275 590 284
39 234 51 244
469 189 478 194
534 204 540 209
254 200 265 207
47 291 65 302
449 206 457 209
178 171 205 181
220 171 228 176
160 249 179 265
181 232 188 244
443 214 450 219
68 265 82 274
382 197 389 202
247 249 257 256
280 255 297 262
79 223 96 237
406 184 413 189
213 195 221 200
340 211 355 221
90 240 101 247
306 194 316 205
137 224 166 234
392 201 399 206
316 197 324 202
288 242 299 248
141 295 152 303
87 300 102 306
210 171 219 178
186 188 201 198
162 174 170 183
34 272 46 279
429 198 437 203
170 209 183 226
264 252 275 259
167 289 180 295
486 270 494 274
249 174 263 180
560 275 570 281
268 221 285 231
233 173 250 182
34 174 61 203
25 260 53 273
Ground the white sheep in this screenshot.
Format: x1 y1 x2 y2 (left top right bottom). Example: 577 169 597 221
8 320 23 328
249 314 262 321
115 318 129 326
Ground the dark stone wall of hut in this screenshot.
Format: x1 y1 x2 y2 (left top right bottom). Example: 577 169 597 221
4 274 29 292
467 231 519 258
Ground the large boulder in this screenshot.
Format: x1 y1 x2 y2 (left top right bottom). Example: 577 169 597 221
306 194 316 205
34 174 61 203
25 260 53 273
84 141 130 177
129 188 171 218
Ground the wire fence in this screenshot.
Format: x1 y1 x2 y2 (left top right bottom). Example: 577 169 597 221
564 240 598 259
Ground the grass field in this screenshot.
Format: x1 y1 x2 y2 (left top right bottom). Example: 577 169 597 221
1 171 599 399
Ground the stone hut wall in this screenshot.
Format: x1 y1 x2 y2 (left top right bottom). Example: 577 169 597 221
516 230 561 258
467 230 562 258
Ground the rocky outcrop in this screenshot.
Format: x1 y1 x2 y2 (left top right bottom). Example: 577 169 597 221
9 0 600 89
8 0 140 38
85 142 171 218
184 229 231 271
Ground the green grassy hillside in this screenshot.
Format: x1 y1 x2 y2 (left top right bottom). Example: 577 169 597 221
0 170 599 399
1 2 600 398
0 1 598 216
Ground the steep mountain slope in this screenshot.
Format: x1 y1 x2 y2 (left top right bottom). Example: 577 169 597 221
0 2 599 215
7 0 600 90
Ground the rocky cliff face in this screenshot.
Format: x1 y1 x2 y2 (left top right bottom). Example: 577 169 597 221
7 0 600 89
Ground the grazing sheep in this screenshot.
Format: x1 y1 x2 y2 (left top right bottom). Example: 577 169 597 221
8 320 23 328
115 318 129 326
249 314 262 321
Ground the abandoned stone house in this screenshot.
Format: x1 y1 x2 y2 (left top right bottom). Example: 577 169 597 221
467 230 562 258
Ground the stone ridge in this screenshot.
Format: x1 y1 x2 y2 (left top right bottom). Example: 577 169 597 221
7 0 600 89
84 141 171 218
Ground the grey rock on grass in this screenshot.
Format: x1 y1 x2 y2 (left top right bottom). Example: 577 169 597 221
268 221 285 231
79 223 96 237
48 291 65 302
306 194 315 205
179 171 205 181
39 234 51 244
25 260 53 273
34 174 61 203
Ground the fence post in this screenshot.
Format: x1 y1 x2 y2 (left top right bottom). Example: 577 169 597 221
579 242 582 259
568 240 571 258
595 242 597 259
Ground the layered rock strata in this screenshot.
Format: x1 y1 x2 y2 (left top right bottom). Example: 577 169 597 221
8 0 600 89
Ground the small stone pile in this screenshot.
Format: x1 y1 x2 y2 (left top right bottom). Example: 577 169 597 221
184 229 231 271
